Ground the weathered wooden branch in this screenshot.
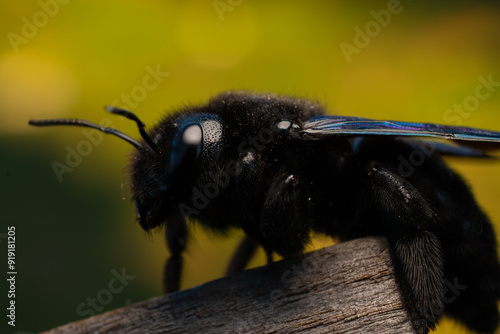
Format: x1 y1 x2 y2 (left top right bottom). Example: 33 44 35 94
43 237 415 334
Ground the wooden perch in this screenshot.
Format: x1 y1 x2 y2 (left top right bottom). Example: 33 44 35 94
44 237 415 334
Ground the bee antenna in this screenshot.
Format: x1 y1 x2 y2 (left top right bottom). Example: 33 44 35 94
28 118 143 149
105 106 158 153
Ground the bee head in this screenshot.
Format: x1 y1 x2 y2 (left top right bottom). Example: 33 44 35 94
131 109 226 232
132 120 204 231
29 106 206 232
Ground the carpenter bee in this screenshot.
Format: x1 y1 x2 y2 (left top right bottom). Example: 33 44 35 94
29 91 500 334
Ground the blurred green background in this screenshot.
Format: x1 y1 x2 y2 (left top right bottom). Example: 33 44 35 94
1 0 500 333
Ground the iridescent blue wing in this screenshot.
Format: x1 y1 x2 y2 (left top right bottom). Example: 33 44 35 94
396 138 490 158
302 115 500 153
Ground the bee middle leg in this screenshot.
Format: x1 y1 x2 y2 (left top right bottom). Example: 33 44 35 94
259 173 312 258
226 236 259 275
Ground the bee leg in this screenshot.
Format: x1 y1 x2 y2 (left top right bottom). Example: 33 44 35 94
389 231 444 334
442 212 500 332
226 236 259 275
266 250 273 264
334 160 445 334
163 210 187 294
260 173 311 258
366 164 445 334
231 151 279 267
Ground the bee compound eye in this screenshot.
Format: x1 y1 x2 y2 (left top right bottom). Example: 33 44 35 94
163 124 203 201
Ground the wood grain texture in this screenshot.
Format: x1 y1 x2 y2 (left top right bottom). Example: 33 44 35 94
43 237 415 334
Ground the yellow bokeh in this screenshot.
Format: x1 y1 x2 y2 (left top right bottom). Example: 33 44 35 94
1 1 500 333
176 0 258 68
0 53 79 133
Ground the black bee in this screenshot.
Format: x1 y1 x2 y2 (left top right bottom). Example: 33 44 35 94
29 91 500 334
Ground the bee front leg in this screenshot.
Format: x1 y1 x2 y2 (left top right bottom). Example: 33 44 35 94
163 210 188 294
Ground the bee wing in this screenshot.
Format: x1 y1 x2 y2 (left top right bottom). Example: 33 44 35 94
396 138 492 158
302 115 500 152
